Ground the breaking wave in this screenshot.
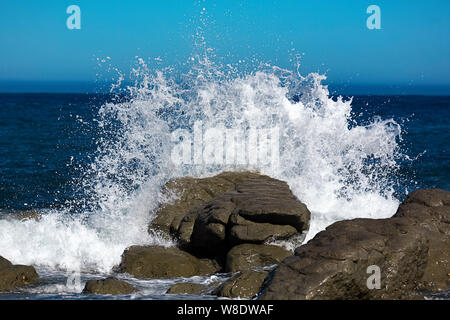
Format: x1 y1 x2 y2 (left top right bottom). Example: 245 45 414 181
0 53 405 272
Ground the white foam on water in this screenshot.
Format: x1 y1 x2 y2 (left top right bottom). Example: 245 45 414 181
0 53 405 273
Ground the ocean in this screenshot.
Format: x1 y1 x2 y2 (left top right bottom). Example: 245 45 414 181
0 65 448 299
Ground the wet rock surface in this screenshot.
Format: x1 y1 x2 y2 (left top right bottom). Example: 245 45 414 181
213 270 269 299
83 277 136 295
118 245 220 279
225 244 291 273
0 256 39 292
259 189 450 300
166 282 208 295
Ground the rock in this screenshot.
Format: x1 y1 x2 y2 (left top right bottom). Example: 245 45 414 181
228 213 298 247
225 244 292 273
403 188 450 207
166 283 208 295
259 189 450 300
233 178 310 231
395 189 450 292
83 277 136 295
176 174 310 256
150 171 263 235
10 211 41 221
213 271 269 299
260 219 427 299
180 193 236 255
0 256 39 292
0 256 11 270
118 245 221 279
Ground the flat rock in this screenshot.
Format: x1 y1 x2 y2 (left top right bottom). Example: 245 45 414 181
233 178 310 231
118 245 220 279
83 277 136 295
166 282 208 295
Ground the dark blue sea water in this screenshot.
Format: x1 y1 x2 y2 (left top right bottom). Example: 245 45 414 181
0 94 448 210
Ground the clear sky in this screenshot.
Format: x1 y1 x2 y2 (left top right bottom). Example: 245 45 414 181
0 0 449 93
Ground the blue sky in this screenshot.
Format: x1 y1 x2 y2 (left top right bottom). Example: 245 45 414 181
0 0 449 93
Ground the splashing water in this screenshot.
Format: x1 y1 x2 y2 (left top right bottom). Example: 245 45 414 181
0 55 405 273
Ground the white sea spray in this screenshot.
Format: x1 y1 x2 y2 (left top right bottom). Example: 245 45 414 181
0 55 404 272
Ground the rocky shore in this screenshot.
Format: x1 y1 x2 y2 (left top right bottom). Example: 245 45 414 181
260 188 450 299
119 171 310 298
0 171 448 299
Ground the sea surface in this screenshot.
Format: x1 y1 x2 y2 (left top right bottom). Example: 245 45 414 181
1 93 448 210
0 74 448 299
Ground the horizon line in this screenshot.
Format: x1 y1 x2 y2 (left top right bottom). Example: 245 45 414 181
1 80 450 96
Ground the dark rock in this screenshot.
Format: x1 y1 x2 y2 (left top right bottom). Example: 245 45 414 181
0 256 39 292
228 213 298 247
395 189 450 292
180 193 235 254
261 219 427 299
118 245 220 279
403 188 450 207
175 173 310 256
83 277 136 295
0 256 12 270
150 171 263 235
226 244 292 273
213 271 269 299
166 283 208 295
233 178 310 231
259 189 450 300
